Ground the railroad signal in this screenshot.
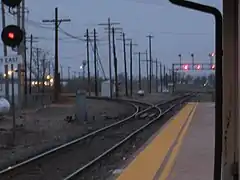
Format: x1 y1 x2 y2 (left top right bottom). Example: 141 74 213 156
2 0 22 8
1 25 24 47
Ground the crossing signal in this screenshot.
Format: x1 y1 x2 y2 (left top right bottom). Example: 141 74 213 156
1 25 23 47
2 0 22 8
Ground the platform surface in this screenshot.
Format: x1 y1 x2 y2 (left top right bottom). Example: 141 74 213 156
166 102 214 180
116 102 215 180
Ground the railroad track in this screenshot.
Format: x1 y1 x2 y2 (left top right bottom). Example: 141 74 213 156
0 94 192 180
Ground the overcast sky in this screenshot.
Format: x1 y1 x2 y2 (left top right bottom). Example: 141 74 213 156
1 0 222 78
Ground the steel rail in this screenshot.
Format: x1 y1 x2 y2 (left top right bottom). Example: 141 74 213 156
63 95 190 180
0 100 146 175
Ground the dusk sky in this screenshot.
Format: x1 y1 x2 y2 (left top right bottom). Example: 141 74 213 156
1 0 222 78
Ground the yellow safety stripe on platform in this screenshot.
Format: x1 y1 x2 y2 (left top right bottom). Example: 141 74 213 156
158 102 197 180
117 103 197 180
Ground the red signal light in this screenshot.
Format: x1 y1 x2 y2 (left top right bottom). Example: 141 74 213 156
182 64 189 70
195 64 201 70
8 32 15 39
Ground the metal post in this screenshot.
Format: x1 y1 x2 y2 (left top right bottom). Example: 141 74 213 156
11 64 15 143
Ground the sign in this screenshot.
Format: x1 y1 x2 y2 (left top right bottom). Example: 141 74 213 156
0 55 22 65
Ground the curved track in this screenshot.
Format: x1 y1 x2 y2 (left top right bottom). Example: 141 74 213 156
0 99 151 180
0 95 191 180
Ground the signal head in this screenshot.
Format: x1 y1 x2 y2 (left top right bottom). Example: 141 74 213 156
2 0 22 8
1 25 23 47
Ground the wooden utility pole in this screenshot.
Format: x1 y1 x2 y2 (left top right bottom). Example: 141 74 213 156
68 66 71 80
26 35 38 94
42 7 70 102
36 48 40 92
98 18 120 98
29 35 33 94
138 52 142 90
147 35 153 93
86 29 91 96
112 27 118 98
125 40 137 96
134 52 147 90
93 28 98 96
159 62 163 92
122 33 128 96
155 59 158 92
1 3 9 100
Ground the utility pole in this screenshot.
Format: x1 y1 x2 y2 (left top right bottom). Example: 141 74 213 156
68 66 71 80
134 52 147 90
145 50 149 86
42 7 71 102
155 59 158 92
112 27 118 98
36 48 40 92
93 28 98 96
130 40 133 96
147 35 153 93
98 18 120 98
25 35 38 94
123 33 128 96
60 65 63 80
117 32 128 96
172 64 175 93
1 3 9 100
159 62 163 92
138 52 142 90
126 40 137 96
1 3 7 56
163 65 166 88
86 29 91 96
29 35 33 94
21 0 28 104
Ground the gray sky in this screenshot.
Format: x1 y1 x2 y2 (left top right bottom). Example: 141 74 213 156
1 0 222 78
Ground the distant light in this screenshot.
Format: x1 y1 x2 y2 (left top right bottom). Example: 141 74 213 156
182 64 189 70
80 66 83 69
211 64 215 70
210 52 215 57
196 64 201 70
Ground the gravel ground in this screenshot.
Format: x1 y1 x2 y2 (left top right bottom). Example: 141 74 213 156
0 99 135 170
0 103 154 180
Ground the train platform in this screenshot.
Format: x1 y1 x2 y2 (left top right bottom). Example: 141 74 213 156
116 102 214 180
